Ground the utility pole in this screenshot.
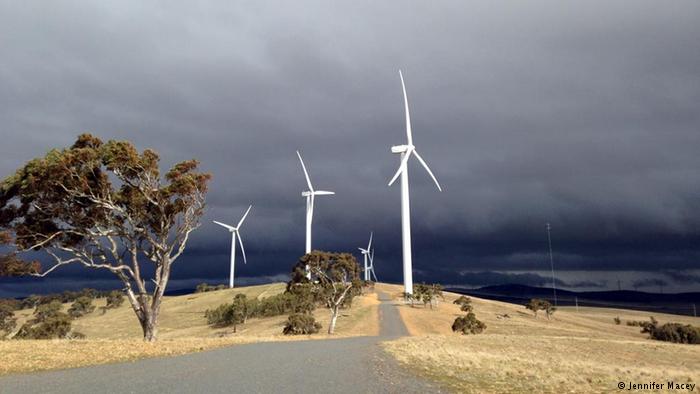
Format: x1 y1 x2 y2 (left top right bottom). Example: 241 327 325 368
546 223 557 307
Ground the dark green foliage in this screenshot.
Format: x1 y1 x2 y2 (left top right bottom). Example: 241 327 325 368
525 298 555 319
614 316 621 325
68 296 95 318
195 283 227 293
15 300 74 339
452 312 487 335
34 300 63 323
413 283 445 309
15 314 72 339
648 323 700 344
453 296 473 313
282 313 321 335
289 251 361 334
105 291 124 309
205 291 308 328
0 302 17 338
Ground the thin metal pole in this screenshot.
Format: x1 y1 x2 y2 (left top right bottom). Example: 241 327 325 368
693 303 697 317
575 296 579 312
546 223 557 307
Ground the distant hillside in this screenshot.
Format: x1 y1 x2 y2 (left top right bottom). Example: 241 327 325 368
447 283 700 316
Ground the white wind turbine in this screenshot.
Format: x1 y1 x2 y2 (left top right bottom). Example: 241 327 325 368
388 70 442 295
297 151 335 278
367 248 377 282
358 232 373 281
213 205 252 289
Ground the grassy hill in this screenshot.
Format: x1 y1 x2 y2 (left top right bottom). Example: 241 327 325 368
1 282 380 375
377 283 700 393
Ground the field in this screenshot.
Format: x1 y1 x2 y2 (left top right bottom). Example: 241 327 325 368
377 283 700 393
0 283 380 375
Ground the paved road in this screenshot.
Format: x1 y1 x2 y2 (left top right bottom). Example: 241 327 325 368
0 293 441 394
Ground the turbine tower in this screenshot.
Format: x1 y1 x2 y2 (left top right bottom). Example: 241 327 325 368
388 70 442 295
367 248 378 282
297 151 335 278
213 205 252 288
358 232 373 281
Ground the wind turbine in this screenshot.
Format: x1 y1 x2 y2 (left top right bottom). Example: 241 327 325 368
388 70 442 295
213 205 252 289
367 248 378 282
358 232 373 281
297 151 335 278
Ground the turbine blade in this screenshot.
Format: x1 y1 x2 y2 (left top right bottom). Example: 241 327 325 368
213 221 235 231
399 70 413 146
296 151 314 192
388 150 412 186
309 193 315 228
412 150 442 191
237 232 247 264
237 205 252 228
313 191 335 196
367 232 373 250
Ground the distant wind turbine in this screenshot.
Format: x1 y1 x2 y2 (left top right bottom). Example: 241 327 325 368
546 222 557 306
213 205 252 288
388 70 442 295
358 232 373 281
367 248 378 282
297 151 335 278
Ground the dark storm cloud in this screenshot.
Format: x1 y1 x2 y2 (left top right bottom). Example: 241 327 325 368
663 270 700 285
631 278 669 290
1 0 700 294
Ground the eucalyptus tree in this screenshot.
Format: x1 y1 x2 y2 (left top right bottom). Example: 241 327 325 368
291 251 361 334
0 134 211 341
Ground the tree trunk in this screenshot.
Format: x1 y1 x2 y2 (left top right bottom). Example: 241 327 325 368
141 318 157 342
328 308 339 334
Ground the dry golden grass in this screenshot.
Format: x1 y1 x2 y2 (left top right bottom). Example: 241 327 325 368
2 283 380 375
377 283 700 393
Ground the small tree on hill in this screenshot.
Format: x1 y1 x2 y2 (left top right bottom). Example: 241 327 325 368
0 134 211 341
105 290 125 309
453 296 473 313
68 296 95 318
452 312 487 335
525 298 553 318
290 251 361 334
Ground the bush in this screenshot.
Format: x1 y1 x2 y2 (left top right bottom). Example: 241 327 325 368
34 300 64 323
282 313 321 335
649 323 700 344
614 317 621 325
196 283 227 293
525 299 555 319
453 296 473 313
105 291 125 309
0 303 17 338
14 314 73 339
68 296 95 318
452 312 487 335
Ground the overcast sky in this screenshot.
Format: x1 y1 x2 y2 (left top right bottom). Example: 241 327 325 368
1 1 699 296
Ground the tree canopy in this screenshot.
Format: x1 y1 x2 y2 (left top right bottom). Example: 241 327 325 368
0 134 211 341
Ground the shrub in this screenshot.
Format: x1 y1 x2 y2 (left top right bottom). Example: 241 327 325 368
452 312 487 335
68 296 95 318
282 313 321 335
614 317 621 325
105 291 125 309
0 303 17 338
453 296 473 313
15 314 73 339
34 300 64 323
525 299 554 319
649 323 700 344
196 283 227 293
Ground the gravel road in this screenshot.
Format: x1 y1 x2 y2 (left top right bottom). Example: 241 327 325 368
0 292 441 394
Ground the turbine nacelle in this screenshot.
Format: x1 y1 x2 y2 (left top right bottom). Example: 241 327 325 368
391 144 413 154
